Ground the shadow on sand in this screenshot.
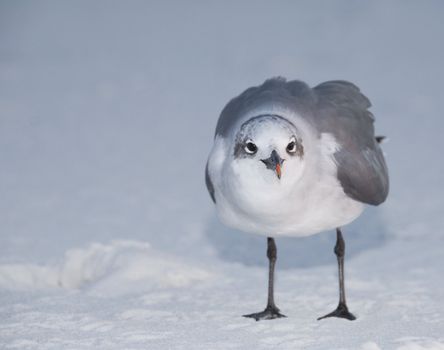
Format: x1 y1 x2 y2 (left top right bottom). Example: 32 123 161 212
204 207 389 269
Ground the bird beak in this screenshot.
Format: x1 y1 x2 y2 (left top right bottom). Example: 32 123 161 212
275 163 281 179
261 150 284 180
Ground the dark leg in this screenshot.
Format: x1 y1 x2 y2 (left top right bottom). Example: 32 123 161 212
318 228 356 321
243 237 286 321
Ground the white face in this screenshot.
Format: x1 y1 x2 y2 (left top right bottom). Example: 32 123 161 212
229 116 305 197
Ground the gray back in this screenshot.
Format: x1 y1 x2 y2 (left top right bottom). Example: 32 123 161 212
215 78 315 138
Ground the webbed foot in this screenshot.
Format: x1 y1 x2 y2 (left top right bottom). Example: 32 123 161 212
317 302 356 321
243 305 287 321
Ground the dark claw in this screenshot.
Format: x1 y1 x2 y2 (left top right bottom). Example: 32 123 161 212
243 305 287 321
317 302 356 321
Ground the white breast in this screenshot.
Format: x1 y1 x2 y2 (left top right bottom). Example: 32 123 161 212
207 133 364 237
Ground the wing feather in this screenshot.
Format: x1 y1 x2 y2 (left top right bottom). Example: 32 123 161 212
314 81 389 205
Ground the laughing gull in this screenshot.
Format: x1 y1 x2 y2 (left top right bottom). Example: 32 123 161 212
205 78 389 321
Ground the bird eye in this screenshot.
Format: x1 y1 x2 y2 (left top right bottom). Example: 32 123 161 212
244 141 257 154
286 138 297 154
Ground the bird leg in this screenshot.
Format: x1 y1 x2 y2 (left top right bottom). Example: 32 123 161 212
318 228 356 321
243 237 286 321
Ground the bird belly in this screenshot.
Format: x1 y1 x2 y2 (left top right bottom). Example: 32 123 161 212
215 173 365 237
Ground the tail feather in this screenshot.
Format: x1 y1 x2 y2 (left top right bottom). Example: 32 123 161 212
375 136 386 144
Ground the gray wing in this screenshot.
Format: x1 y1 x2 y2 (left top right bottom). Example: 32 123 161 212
205 161 216 203
313 80 389 205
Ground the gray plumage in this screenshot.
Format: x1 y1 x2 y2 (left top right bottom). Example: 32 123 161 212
205 162 216 203
314 80 389 205
206 77 389 206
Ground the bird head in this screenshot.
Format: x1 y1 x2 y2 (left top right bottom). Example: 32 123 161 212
232 115 305 185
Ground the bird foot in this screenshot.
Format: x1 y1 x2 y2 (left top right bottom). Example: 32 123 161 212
317 302 356 321
243 305 287 321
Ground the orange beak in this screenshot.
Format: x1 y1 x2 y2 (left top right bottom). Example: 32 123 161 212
261 150 284 180
276 163 281 179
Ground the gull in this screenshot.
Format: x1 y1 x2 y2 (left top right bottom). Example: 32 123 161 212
205 78 389 321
